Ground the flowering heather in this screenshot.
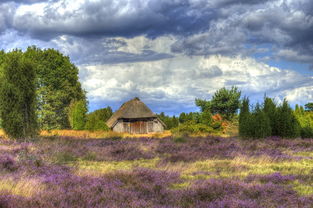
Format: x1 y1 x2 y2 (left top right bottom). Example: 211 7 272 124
0 135 313 207
0 154 18 171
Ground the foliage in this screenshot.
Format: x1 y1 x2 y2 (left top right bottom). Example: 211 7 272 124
196 86 241 120
263 97 278 135
275 99 301 138
239 97 251 138
68 100 88 130
250 104 272 139
157 112 179 130
304 102 313 111
0 50 38 138
85 107 112 131
195 98 211 112
294 105 313 138
171 121 214 135
240 97 305 139
24 46 86 130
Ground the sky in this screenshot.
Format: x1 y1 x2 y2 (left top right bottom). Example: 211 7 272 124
0 0 312 115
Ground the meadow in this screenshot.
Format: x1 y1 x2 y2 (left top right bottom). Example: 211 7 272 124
0 132 313 208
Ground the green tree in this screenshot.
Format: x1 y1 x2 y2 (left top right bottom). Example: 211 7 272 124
294 104 313 138
276 99 300 138
158 113 180 130
68 100 88 130
239 97 251 138
85 107 112 131
25 46 86 130
263 97 277 136
179 112 187 123
305 103 313 111
195 98 211 112
0 50 38 138
251 104 271 138
210 86 241 119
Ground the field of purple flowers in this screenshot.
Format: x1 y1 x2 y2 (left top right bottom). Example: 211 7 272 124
0 135 313 208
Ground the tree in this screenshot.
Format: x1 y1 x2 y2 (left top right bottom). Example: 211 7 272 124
251 104 271 138
158 113 179 130
305 103 313 111
68 100 88 130
195 98 211 112
263 97 277 136
210 86 241 119
0 50 38 138
276 99 300 138
239 97 251 138
24 46 86 130
294 104 313 138
85 107 112 131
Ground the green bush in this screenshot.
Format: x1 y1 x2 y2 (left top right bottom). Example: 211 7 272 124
171 121 214 135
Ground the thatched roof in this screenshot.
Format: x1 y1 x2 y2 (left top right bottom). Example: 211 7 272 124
106 97 163 128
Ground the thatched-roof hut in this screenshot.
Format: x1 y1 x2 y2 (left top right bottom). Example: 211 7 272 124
106 97 165 134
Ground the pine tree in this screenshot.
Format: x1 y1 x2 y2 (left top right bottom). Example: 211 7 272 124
0 50 38 138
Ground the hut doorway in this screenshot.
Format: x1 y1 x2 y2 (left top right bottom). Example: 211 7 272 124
130 121 147 134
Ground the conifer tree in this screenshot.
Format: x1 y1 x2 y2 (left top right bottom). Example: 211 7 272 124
239 97 251 138
263 97 277 135
276 99 300 138
251 104 271 138
0 50 38 138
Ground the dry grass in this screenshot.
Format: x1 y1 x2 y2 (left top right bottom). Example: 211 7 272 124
40 130 172 139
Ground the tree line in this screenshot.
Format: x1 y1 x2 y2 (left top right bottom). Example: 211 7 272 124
239 97 313 139
0 47 87 138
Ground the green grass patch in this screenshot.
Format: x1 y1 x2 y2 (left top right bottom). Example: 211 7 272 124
73 158 160 174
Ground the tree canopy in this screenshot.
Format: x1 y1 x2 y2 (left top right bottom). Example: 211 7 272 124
196 86 241 120
25 46 86 130
0 50 38 138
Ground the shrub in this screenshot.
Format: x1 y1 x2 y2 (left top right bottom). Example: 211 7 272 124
171 121 214 135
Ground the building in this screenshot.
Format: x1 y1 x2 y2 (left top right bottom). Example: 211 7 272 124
106 97 165 134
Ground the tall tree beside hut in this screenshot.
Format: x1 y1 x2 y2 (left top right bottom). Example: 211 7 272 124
0 50 38 138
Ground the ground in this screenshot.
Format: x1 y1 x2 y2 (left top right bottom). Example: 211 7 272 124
0 132 313 207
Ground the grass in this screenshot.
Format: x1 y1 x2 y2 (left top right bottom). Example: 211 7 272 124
0 132 312 207
40 129 172 139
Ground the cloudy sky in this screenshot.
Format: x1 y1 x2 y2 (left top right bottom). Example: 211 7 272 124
0 0 312 114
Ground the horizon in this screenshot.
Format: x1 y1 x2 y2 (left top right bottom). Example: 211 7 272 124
0 0 312 115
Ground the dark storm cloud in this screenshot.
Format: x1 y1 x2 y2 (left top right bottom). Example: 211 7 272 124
0 0 312 67
11 0 217 39
169 0 313 67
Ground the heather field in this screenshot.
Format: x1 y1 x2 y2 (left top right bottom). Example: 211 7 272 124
1 135 313 208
